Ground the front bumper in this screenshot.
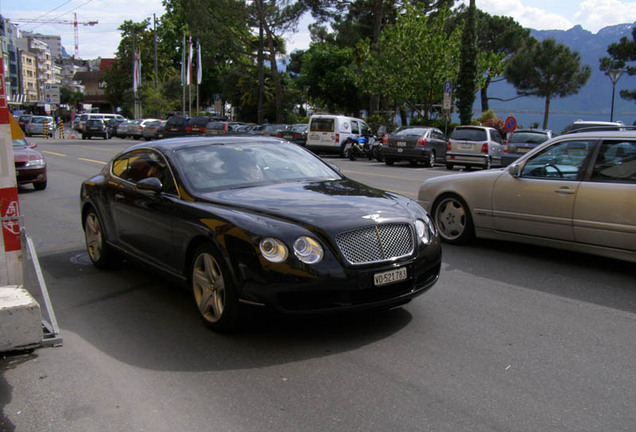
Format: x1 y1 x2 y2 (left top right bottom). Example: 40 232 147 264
238 239 442 314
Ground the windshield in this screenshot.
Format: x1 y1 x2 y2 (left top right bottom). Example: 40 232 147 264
310 118 335 132
508 132 550 144
393 127 429 137
175 142 340 191
451 128 487 141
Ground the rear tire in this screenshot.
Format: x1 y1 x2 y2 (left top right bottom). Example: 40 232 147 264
385 159 394 166
445 163 454 170
33 180 47 191
424 151 435 167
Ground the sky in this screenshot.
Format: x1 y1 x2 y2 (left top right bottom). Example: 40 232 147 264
1 0 635 60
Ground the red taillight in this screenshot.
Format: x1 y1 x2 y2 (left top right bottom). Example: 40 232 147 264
335 133 340 143
481 143 489 154
504 139 509 153
185 127 192 132
447 141 452 151
416 137 426 146
293 133 303 139
382 134 388 145
224 124 228 133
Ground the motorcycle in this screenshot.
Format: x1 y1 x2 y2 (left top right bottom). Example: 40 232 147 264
344 135 370 161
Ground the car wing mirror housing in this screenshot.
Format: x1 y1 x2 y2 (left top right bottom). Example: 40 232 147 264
137 177 163 193
509 164 521 178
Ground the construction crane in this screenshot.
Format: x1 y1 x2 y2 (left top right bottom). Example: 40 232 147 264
9 13 98 59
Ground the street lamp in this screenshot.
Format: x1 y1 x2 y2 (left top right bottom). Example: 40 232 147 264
607 69 624 122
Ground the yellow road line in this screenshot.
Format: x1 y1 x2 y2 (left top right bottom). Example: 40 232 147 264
42 150 67 157
78 157 107 165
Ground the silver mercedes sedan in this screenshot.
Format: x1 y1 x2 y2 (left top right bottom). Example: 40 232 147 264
417 129 636 263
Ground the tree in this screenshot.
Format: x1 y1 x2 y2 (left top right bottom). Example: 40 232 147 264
357 4 461 120
599 26 636 103
505 38 591 129
473 11 530 112
295 43 361 115
455 0 478 124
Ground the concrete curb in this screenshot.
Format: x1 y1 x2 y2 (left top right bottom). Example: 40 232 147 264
0 285 42 352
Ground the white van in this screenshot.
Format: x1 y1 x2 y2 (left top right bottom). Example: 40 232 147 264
306 114 371 156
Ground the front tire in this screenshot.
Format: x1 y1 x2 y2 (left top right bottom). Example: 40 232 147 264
84 209 116 268
432 194 474 245
33 180 47 191
190 244 241 332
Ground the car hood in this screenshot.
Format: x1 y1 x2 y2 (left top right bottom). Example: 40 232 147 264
13 146 43 162
199 178 421 230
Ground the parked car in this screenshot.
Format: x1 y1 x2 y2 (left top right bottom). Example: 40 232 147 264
80 136 441 332
164 115 190 138
205 121 246 135
501 129 554 167
117 120 137 138
82 118 110 140
561 120 626 134
105 118 127 137
275 124 308 146
185 116 220 136
382 126 447 167
418 129 636 263
17 114 33 132
13 137 47 190
129 118 160 140
25 116 55 137
306 114 371 157
251 124 289 137
445 125 504 170
142 120 166 141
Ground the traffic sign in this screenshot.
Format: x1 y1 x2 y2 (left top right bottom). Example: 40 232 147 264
505 116 517 132
443 81 452 111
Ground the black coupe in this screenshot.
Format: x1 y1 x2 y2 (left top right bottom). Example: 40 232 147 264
80 136 442 331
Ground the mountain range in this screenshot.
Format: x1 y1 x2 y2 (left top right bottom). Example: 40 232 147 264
486 22 636 131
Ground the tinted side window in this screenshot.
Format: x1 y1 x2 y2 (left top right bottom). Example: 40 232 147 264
590 140 636 184
112 151 177 194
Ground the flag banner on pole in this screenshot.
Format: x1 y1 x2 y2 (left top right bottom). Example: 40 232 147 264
180 33 186 86
197 41 202 85
187 36 193 86
133 50 141 92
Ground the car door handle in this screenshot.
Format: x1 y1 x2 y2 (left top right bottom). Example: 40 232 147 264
554 187 576 195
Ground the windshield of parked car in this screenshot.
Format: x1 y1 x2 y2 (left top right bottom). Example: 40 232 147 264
451 128 487 141
310 118 335 132
175 142 340 191
508 132 550 144
393 127 429 137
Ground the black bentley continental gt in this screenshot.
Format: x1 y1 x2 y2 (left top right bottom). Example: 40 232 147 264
80 136 442 331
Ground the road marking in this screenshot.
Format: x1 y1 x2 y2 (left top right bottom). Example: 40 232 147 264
78 158 107 165
41 151 67 157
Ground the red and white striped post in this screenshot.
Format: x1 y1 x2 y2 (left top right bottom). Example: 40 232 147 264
0 58 23 285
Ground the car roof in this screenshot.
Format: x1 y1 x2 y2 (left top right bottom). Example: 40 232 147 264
122 135 290 154
553 130 636 139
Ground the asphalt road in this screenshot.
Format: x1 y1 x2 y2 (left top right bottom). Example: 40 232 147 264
1 136 635 432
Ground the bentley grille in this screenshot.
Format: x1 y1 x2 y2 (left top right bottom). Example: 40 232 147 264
336 223 414 265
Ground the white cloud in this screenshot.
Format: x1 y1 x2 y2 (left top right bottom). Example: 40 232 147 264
474 0 574 30
574 0 636 32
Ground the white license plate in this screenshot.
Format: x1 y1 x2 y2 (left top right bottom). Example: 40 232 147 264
460 143 474 150
397 141 407 147
374 267 407 287
517 148 530 153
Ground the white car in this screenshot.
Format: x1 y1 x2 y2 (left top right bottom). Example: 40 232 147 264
418 130 636 263
445 125 505 170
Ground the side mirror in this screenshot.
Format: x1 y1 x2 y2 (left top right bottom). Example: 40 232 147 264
137 177 163 193
508 164 521 178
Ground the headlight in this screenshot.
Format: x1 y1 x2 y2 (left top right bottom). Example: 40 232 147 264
293 236 323 264
259 237 288 263
26 158 46 168
415 214 436 245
